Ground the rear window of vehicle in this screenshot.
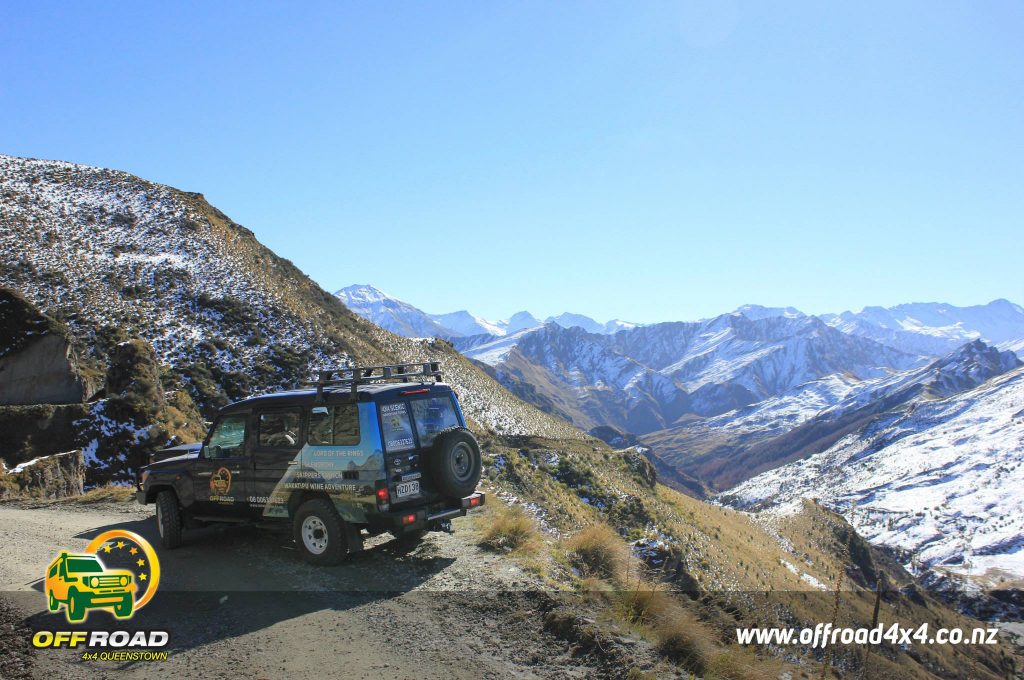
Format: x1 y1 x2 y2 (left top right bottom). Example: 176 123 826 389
308 404 360 446
380 402 415 452
409 395 461 447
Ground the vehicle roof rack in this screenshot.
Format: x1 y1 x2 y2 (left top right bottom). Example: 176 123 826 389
306 362 443 400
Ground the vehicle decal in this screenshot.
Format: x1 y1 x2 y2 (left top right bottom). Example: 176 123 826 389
209 467 232 494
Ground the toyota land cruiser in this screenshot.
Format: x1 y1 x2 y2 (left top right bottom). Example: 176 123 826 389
136 362 485 565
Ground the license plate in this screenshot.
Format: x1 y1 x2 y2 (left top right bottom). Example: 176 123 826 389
396 481 420 498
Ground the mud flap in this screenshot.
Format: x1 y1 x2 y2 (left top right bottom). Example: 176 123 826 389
345 521 364 554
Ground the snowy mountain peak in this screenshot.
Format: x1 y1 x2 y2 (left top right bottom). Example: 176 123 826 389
507 311 542 334
335 283 397 305
733 304 806 320
545 312 605 334
923 339 1022 397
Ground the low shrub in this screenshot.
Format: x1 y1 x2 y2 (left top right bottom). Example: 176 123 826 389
565 523 630 582
479 505 541 554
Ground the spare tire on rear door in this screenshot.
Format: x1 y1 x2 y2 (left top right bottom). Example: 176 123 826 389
428 427 482 499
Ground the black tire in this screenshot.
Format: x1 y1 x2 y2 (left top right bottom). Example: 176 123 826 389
155 490 183 549
428 428 482 499
292 498 349 566
66 589 85 622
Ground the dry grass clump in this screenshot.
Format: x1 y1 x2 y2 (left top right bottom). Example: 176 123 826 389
60 485 136 504
565 523 630 582
479 505 542 554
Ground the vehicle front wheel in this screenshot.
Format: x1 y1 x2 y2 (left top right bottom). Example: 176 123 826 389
292 499 348 566
47 590 58 612
155 491 183 549
113 596 133 619
66 589 85 622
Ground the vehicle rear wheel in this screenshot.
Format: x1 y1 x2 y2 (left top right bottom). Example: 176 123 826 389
293 499 348 566
113 596 133 619
429 428 482 499
155 491 183 549
66 589 85 622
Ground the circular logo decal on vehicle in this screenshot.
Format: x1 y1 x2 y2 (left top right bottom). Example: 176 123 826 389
210 467 232 494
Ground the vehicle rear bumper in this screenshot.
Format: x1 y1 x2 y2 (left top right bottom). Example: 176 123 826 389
373 492 485 533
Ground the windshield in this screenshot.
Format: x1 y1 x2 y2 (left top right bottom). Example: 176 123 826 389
67 557 104 573
409 395 461 447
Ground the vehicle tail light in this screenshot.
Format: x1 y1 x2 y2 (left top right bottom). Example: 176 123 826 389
375 484 390 511
469 496 480 507
403 514 416 525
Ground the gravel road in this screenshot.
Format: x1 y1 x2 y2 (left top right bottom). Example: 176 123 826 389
0 500 628 680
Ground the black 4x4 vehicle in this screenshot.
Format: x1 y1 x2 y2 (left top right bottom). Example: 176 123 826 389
136 362 485 565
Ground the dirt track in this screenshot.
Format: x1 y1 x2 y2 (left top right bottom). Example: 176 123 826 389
0 500 644 680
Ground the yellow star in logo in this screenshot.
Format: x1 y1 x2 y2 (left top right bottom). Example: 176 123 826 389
103 545 112 553
129 546 138 555
116 541 126 549
139 573 147 581
137 559 145 567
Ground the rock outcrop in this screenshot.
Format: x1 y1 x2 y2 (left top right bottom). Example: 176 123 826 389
0 288 99 405
0 450 85 499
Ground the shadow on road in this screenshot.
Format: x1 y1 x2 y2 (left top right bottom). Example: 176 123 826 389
17 512 458 659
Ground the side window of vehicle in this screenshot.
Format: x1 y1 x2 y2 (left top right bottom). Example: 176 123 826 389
307 404 360 446
49 564 57 578
257 409 302 449
379 402 415 452
206 414 248 459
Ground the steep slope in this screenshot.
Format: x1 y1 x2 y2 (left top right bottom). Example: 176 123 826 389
821 299 1024 356
724 362 1024 582
0 154 581 442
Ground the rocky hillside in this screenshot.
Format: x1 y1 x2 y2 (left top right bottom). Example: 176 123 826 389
723 359 1024 583
0 154 582 445
644 340 1021 490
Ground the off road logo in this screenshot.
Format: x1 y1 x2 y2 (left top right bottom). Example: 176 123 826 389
45 530 160 623
209 466 232 494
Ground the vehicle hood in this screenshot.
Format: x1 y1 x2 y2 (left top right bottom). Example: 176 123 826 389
149 443 202 466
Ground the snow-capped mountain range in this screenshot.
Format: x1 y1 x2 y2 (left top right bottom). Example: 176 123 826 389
339 284 1024 579
335 284 636 339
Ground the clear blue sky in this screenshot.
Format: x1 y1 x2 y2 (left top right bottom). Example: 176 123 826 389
2 2 1021 324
